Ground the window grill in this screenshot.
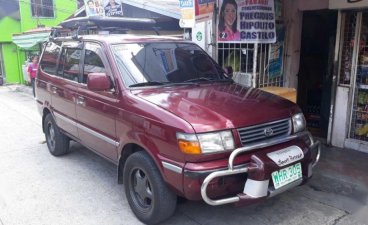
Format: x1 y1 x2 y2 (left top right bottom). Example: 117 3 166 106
217 42 283 88
31 0 54 18
338 12 358 85
350 11 368 141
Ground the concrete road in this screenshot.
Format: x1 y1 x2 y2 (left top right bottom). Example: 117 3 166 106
0 85 367 225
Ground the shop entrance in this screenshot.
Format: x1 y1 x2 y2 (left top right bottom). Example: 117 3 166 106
298 10 337 138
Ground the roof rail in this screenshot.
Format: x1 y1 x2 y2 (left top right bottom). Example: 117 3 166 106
60 16 156 29
54 17 161 39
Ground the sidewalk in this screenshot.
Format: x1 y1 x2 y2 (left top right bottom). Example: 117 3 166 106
3 84 33 97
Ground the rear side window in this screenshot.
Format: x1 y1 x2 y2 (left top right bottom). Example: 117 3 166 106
83 43 106 84
40 42 61 74
57 48 81 82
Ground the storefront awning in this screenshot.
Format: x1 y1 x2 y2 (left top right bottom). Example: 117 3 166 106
12 30 50 50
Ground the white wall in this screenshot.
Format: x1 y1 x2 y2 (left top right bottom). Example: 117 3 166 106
283 0 303 89
331 86 350 147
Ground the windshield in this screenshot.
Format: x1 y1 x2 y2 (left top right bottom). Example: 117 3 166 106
111 42 230 87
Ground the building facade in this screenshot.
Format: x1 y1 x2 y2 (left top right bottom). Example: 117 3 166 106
0 0 77 84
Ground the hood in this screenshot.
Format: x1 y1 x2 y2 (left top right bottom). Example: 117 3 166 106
133 83 299 133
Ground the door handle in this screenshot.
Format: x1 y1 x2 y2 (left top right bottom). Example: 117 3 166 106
51 86 57 94
76 96 85 105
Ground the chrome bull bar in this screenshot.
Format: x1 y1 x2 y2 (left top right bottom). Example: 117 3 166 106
200 131 320 206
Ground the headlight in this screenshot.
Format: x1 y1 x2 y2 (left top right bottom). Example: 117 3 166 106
176 131 235 154
292 113 306 133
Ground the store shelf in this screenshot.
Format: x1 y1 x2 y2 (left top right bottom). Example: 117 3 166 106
358 84 368 90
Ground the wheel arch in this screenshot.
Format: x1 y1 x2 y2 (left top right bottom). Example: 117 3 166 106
117 143 163 184
42 107 52 133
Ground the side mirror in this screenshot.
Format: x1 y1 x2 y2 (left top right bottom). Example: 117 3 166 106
224 66 233 78
87 73 112 91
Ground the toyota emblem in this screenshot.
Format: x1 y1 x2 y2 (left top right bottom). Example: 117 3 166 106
264 128 274 137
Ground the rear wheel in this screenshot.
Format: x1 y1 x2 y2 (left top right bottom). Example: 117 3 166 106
123 151 177 225
44 113 69 156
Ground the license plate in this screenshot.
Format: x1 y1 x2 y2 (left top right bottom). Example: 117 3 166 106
271 163 302 189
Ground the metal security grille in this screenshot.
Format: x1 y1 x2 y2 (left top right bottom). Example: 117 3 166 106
350 11 368 141
217 43 283 88
338 12 358 85
237 118 291 146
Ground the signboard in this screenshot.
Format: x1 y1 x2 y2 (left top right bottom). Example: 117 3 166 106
84 0 123 17
103 0 123 17
329 0 368 9
268 25 285 78
217 0 276 43
195 0 216 23
84 0 104 16
179 0 195 28
154 48 178 74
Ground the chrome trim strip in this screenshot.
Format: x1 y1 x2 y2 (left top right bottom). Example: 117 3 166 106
53 112 119 147
77 123 119 147
162 162 182 174
54 112 77 126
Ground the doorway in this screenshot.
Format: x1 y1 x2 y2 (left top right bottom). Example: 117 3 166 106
298 10 337 138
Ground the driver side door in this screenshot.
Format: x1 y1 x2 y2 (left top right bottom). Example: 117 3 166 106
76 42 119 161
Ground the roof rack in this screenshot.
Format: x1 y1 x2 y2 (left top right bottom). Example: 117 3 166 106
60 16 156 30
53 17 161 39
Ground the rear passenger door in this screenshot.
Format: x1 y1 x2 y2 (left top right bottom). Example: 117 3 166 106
51 42 82 139
76 42 118 161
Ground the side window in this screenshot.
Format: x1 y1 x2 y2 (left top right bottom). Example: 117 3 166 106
57 48 81 82
40 42 61 74
83 43 106 84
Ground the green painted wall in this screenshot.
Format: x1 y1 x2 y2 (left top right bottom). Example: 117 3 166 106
0 0 78 84
1 43 23 83
0 17 21 42
19 0 77 32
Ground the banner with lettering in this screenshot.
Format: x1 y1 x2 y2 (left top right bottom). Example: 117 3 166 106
103 0 123 17
179 0 195 28
84 0 105 17
84 0 123 17
195 0 216 23
217 0 276 43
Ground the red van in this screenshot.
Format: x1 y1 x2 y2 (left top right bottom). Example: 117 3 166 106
36 19 320 225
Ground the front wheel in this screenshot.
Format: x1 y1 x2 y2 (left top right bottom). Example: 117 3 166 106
123 151 177 225
44 113 69 156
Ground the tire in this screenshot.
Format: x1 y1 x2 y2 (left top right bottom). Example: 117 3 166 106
44 113 69 156
123 151 177 225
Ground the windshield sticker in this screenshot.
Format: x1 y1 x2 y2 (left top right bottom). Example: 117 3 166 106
153 48 178 74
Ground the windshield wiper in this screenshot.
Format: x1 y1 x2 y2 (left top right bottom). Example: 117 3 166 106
183 77 214 83
129 81 168 87
183 76 233 83
129 81 198 88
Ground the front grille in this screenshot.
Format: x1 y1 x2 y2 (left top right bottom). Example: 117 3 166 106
237 118 291 146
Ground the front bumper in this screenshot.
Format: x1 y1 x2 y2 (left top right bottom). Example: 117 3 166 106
186 131 320 206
